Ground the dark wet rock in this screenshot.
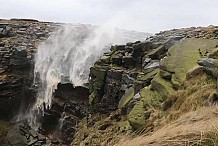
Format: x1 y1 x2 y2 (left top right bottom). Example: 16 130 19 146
90 67 123 113
55 83 89 105
0 76 33 119
124 45 133 53
111 52 123 66
122 55 134 69
107 69 123 80
0 19 58 145
39 83 89 144
89 65 108 106
115 45 125 51
99 69 123 112
7 123 46 146
9 46 31 72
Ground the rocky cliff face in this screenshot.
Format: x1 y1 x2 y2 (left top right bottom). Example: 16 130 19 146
73 26 218 145
0 19 58 146
1 18 218 146
88 26 218 115
0 19 56 121
0 19 150 146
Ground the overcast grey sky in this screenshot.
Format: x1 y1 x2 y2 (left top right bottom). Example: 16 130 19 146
0 0 218 33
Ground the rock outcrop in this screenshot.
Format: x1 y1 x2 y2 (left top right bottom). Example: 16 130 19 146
0 19 150 145
72 25 218 145
0 19 55 120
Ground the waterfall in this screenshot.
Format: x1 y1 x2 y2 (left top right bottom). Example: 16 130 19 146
27 24 148 128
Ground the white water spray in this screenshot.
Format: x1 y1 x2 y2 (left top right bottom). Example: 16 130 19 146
27 23 148 128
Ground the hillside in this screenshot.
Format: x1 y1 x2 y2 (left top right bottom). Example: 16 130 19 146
1 19 218 146
72 25 218 146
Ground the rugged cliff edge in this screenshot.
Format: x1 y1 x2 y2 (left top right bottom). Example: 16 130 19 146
1 19 218 146
73 26 218 145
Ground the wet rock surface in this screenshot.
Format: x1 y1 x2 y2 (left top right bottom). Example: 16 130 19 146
40 83 89 145
0 19 56 119
7 123 46 146
0 19 88 145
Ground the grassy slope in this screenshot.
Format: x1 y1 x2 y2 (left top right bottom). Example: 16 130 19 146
116 72 218 146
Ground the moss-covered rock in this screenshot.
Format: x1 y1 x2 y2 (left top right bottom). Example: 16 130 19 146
110 51 123 66
161 38 218 84
151 71 174 98
118 121 132 133
147 45 166 60
118 87 134 109
171 74 182 90
140 86 163 108
160 69 172 80
137 68 159 82
99 55 111 64
128 100 145 129
89 65 108 106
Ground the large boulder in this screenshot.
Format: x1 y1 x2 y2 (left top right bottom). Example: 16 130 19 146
128 100 145 129
160 38 218 84
151 72 174 98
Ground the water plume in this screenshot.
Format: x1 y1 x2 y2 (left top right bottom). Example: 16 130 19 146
28 23 148 128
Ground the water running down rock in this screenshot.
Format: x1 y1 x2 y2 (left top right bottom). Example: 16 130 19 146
28 24 148 128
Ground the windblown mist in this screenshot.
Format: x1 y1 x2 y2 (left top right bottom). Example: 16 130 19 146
27 24 149 127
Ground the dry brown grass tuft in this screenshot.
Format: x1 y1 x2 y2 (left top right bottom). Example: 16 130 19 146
165 73 216 123
115 72 218 146
115 106 218 146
